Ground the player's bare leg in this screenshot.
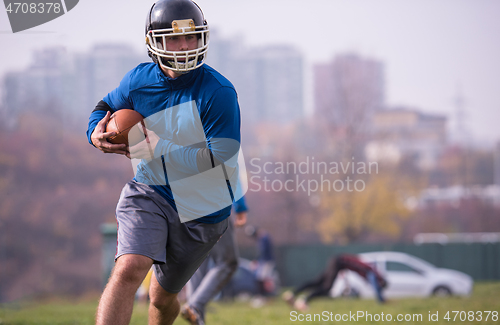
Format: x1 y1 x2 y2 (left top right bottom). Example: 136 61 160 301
96 254 153 325
148 273 180 325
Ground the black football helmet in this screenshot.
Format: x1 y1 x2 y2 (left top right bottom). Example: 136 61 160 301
145 0 209 73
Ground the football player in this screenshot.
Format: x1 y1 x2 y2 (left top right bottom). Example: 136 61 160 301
86 1 242 324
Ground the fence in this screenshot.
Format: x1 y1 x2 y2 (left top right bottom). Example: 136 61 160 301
101 224 500 287
240 242 500 286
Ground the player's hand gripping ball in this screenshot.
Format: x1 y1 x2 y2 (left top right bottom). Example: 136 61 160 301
106 109 146 147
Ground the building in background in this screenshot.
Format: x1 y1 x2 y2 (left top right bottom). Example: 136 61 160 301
2 38 304 134
78 44 148 120
208 36 304 126
3 47 73 127
206 35 305 153
365 107 447 170
314 53 385 133
2 44 147 131
242 45 303 125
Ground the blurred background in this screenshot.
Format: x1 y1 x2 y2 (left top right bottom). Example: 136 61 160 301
1 0 499 303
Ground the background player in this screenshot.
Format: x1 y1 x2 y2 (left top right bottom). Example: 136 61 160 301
245 226 276 304
282 254 387 311
181 196 248 325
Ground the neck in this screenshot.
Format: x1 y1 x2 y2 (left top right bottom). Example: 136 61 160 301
160 66 182 79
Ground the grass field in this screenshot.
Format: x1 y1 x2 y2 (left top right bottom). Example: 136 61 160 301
0 282 499 324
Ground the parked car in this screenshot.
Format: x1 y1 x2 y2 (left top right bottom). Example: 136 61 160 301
330 251 473 299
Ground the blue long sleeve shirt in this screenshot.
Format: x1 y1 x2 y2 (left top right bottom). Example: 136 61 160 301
87 63 241 223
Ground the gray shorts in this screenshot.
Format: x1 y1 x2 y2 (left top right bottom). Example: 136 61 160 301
115 180 228 293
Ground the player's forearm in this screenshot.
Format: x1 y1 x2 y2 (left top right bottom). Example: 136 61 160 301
86 109 107 146
86 100 116 146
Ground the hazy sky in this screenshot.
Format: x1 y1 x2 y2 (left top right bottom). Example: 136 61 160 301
1 0 499 143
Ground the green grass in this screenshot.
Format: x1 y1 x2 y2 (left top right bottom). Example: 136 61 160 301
1 282 499 324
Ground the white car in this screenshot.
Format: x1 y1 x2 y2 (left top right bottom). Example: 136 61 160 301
330 251 473 299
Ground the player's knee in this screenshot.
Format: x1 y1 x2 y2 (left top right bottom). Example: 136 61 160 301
149 294 167 309
112 255 152 285
150 291 178 311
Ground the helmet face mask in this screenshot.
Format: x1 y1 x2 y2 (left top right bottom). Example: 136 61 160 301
145 0 209 73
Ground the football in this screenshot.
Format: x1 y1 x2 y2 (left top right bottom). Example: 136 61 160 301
106 109 145 146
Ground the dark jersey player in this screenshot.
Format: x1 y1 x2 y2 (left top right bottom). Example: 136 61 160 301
283 254 387 312
86 1 243 324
